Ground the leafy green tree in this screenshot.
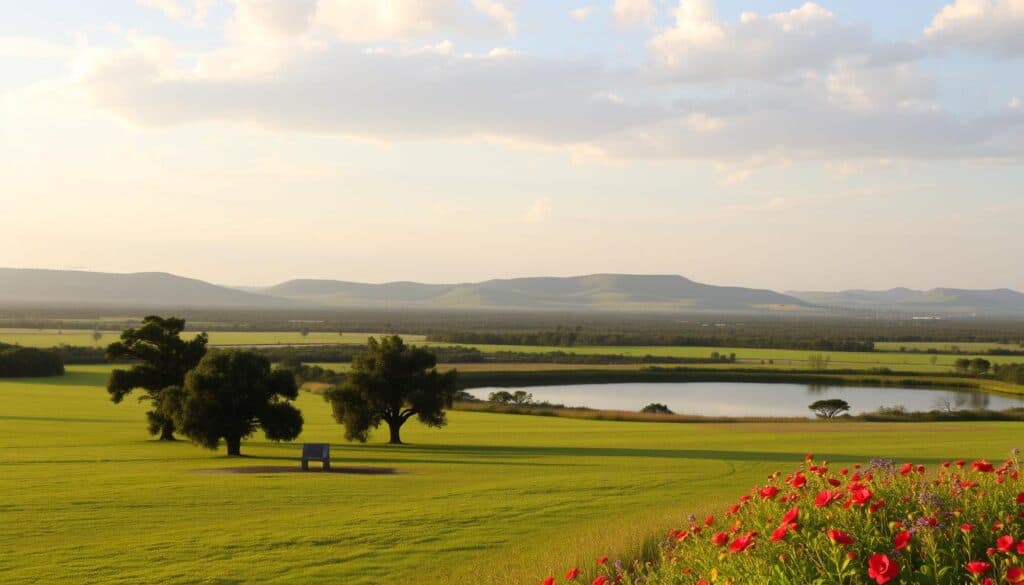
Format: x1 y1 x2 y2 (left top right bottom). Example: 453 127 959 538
641 403 674 414
488 390 514 404
105 316 208 440
165 350 302 456
969 358 991 375
324 336 456 444
808 399 850 419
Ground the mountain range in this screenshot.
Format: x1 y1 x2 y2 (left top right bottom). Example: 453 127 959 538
2 268 1023 316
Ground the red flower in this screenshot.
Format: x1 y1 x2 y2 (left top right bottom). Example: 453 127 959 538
782 507 799 525
893 531 911 551
1017 492 1024 504
729 531 757 553
815 489 840 507
760 485 780 500
850 484 874 506
704 515 714 526
792 474 807 489
828 529 854 546
1017 542 1024 555
972 460 995 473
711 532 729 546
997 535 1016 553
900 463 913 475
1007 567 1024 585
542 578 554 585
771 525 789 542
961 523 974 533
591 577 607 585
868 554 899 584
966 561 992 574
566 568 580 580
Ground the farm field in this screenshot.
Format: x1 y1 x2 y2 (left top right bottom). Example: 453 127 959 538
3 366 1023 584
419 341 1023 370
0 328 423 348
874 341 1023 353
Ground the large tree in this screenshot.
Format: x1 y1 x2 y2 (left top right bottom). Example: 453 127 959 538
165 350 303 456
325 336 457 445
106 316 208 440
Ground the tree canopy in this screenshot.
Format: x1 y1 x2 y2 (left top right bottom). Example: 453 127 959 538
165 350 302 456
105 316 208 440
0 344 64 377
324 336 457 444
808 399 851 419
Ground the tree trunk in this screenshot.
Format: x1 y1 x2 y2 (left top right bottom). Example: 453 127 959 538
226 436 242 456
158 421 176 441
387 421 403 445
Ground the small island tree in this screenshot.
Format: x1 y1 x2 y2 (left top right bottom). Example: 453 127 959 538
165 350 303 456
324 336 456 444
808 398 851 419
105 316 208 440
641 403 674 414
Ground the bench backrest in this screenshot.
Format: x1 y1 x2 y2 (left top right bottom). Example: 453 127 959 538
302 443 330 459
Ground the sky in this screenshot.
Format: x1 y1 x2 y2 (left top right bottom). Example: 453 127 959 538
1 0 1022 291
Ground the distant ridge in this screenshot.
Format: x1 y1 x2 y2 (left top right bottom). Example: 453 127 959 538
788 287 1024 315
2 268 1023 315
260 273 812 312
0 268 290 308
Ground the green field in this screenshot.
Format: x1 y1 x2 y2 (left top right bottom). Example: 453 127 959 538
874 341 1023 353
3 366 1023 584
419 341 1023 371
0 328 424 348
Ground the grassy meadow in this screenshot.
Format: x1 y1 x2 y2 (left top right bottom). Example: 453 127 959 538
3 366 1023 584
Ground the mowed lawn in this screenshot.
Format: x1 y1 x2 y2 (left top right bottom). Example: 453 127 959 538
2 367 1022 584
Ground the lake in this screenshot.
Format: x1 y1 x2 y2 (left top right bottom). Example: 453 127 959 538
467 382 1024 418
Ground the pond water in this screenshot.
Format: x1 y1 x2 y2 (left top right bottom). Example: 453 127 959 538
467 383 1024 418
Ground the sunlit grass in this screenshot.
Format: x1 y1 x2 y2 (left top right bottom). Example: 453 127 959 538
2 367 1022 584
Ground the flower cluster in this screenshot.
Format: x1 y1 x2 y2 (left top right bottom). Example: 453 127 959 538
543 451 1024 584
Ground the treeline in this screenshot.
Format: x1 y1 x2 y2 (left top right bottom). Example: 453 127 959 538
0 344 64 377
6 306 1024 345
425 331 876 351
994 363 1024 385
53 343 735 366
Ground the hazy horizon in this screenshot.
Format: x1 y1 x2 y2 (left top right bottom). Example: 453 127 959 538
3 1 1023 291
3 265 1024 294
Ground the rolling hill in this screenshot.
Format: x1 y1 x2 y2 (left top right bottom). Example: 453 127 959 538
3 268 1023 315
261 274 812 312
0 268 290 308
788 287 1024 315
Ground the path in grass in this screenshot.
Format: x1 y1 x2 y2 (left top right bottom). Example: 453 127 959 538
1 366 1021 584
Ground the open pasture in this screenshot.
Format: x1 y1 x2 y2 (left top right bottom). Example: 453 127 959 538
2 366 1022 584
418 341 1024 371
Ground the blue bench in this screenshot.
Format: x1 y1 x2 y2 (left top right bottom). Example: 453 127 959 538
301 443 330 471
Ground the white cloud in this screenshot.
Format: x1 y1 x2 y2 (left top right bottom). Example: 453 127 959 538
648 1 875 81
826 60 935 112
613 0 655 27
569 7 593 22
926 0 1024 55
230 0 318 41
137 0 212 25
70 36 1024 164
471 0 516 34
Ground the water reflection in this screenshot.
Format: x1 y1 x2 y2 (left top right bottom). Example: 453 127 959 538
468 382 1024 418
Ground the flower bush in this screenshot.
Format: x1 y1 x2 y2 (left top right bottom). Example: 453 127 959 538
545 451 1024 585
